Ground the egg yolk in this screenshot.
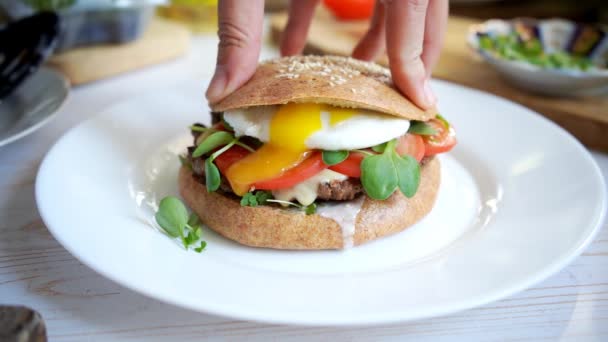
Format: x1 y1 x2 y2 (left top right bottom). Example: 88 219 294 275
226 103 355 195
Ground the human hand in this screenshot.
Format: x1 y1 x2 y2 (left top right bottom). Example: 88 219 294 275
206 0 448 110
205 0 265 105
351 0 448 109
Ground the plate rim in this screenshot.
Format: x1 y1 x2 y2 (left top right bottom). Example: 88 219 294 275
35 80 607 326
0 67 69 147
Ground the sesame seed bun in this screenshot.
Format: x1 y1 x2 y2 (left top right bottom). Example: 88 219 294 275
179 157 440 250
211 56 436 121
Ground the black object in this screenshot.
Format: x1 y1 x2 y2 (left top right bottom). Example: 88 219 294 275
0 305 47 342
0 12 59 100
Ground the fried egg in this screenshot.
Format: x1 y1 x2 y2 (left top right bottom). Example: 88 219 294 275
223 103 410 195
224 103 410 151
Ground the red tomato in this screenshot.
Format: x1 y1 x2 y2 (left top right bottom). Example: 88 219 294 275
214 145 250 174
422 118 457 156
253 152 327 190
329 151 365 177
396 134 426 162
323 0 374 20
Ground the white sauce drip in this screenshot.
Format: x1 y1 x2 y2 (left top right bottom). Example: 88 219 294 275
317 196 365 249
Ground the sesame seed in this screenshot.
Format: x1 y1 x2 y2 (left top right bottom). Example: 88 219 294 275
266 55 391 86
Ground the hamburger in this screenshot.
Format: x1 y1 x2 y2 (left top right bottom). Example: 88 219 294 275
179 56 456 250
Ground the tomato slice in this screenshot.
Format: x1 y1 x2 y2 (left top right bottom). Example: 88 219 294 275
396 134 426 162
323 0 374 20
253 152 327 190
422 118 457 156
329 151 365 177
213 145 250 174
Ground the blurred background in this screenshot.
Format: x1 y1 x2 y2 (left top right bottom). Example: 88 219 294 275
0 0 606 150
1 0 606 37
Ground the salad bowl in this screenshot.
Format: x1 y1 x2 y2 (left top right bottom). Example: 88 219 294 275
468 18 608 97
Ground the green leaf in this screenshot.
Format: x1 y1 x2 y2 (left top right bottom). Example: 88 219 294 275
360 139 421 200
190 125 208 133
435 114 450 129
184 231 198 247
240 192 258 207
154 197 210 253
194 241 207 253
408 121 438 135
192 131 234 158
322 150 349 166
178 154 192 170
266 198 317 214
305 203 317 215
393 154 421 198
155 196 189 238
187 212 200 228
205 158 221 192
371 142 388 153
360 154 398 200
240 191 272 207
255 191 272 205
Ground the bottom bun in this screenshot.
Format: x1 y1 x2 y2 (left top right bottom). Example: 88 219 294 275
179 157 440 250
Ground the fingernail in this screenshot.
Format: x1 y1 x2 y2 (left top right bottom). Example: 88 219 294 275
205 67 228 104
423 79 437 107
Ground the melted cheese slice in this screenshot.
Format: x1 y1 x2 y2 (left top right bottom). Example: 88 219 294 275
272 169 347 206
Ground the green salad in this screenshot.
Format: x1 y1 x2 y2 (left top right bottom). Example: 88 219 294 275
478 33 595 71
21 0 76 11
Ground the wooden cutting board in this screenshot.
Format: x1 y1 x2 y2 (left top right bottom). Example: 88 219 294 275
270 11 608 152
48 18 191 85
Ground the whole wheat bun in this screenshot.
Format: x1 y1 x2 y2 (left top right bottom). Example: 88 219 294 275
179 157 440 250
211 55 436 121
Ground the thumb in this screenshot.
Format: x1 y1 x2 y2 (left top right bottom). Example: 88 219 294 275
206 0 265 105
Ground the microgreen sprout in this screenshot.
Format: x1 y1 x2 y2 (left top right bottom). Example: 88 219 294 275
266 199 317 215
360 139 420 200
408 121 438 135
155 196 207 252
240 190 273 207
322 150 349 165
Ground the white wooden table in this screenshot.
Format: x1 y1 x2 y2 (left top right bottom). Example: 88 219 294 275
1 34 607 341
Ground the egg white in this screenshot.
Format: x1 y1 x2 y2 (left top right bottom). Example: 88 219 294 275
223 105 410 150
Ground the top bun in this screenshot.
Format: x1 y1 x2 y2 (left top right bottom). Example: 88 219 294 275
211 55 436 121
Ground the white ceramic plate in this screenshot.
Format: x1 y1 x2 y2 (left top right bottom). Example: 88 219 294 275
0 68 69 147
36 80 606 326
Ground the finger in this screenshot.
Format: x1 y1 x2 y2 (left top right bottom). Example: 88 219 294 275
385 0 436 109
206 0 265 105
421 0 448 77
352 1 386 61
280 0 319 56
